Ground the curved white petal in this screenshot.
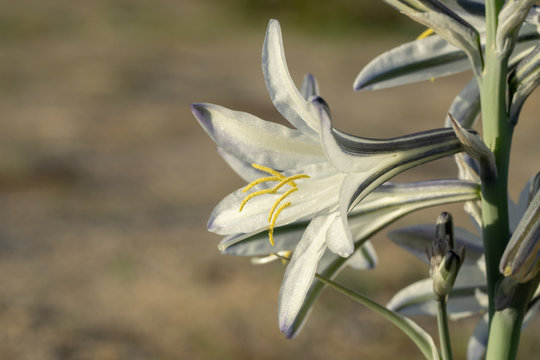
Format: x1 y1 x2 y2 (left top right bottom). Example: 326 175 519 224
263 20 320 136
208 171 342 235
325 211 354 257
278 215 331 333
192 103 324 169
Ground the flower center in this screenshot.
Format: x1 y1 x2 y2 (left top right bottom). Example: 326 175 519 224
239 163 310 246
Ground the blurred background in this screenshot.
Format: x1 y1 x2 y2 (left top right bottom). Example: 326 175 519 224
1 0 539 359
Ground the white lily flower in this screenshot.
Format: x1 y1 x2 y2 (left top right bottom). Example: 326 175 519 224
193 19 466 336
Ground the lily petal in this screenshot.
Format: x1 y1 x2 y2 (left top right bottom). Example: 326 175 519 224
326 211 354 257
263 19 320 136
192 103 324 169
278 215 330 334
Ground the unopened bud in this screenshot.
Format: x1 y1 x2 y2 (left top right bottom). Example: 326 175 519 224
428 212 465 299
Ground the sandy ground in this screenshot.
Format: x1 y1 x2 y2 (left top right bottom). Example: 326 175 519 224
0 1 539 359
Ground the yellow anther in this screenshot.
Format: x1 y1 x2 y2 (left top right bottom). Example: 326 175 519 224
239 164 309 246
269 202 291 246
251 163 285 178
268 187 298 222
503 265 513 277
417 28 435 40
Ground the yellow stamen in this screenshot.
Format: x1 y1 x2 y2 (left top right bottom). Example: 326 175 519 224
238 164 309 246
251 163 285 178
271 173 309 191
268 187 298 222
503 265 513 277
417 28 435 40
239 174 310 211
269 202 291 246
239 188 274 211
243 176 281 192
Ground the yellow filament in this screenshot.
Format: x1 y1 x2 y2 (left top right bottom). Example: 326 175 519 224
239 164 309 246
269 202 291 246
243 176 282 192
417 28 435 40
239 188 274 211
271 174 310 191
268 187 298 222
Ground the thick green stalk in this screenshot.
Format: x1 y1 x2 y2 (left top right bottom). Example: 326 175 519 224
482 1 523 359
436 298 452 360
485 279 538 360
480 0 512 319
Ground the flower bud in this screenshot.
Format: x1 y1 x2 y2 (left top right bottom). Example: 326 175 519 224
428 212 465 300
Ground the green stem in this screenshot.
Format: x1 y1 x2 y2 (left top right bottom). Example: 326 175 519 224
481 0 510 316
436 298 453 360
485 280 538 360
315 274 440 360
482 1 524 359
480 21 512 322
